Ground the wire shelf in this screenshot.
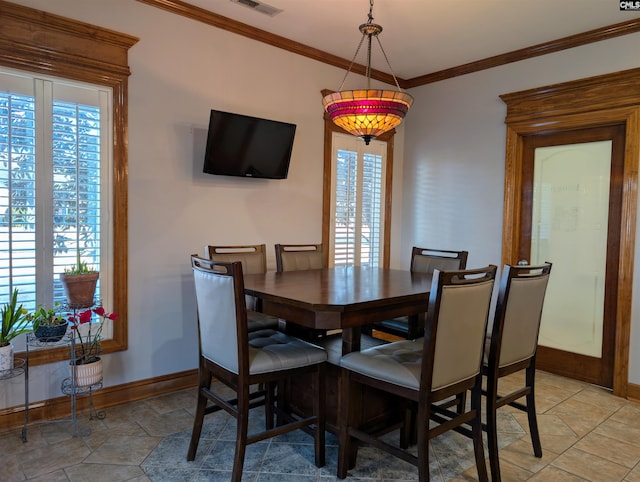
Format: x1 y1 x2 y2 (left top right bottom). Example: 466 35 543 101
60 377 103 396
0 357 25 380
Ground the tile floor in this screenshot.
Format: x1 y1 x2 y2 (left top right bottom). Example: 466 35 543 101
2 370 640 481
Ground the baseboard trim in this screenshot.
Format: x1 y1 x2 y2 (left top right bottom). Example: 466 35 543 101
4 371 636 431
627 382 640 403
0 369 198 432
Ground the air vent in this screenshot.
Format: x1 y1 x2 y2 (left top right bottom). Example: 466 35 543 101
230 0 283 16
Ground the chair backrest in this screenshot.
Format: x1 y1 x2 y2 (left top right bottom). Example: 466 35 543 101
206 244 267 275
191 255 248 375
275 243 325 272
487 263 552 370
422 265 497 394
410 247 469 274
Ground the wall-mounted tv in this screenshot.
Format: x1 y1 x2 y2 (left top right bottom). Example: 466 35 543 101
203 109 296 179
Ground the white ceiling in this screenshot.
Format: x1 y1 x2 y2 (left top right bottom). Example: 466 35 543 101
181 0 640 80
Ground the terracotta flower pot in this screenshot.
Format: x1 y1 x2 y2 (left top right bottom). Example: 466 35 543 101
60 272 99 308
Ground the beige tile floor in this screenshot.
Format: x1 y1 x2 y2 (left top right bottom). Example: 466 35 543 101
1 370 640 481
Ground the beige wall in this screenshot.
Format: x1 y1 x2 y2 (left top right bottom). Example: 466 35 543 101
3 0 640 411
1 0 405 408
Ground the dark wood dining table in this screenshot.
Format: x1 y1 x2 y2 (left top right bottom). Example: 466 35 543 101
243 266 433 431
243 266 433 355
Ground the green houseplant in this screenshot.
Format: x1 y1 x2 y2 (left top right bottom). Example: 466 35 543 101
60 254 99 309
0 289 31 371
30 303 68 343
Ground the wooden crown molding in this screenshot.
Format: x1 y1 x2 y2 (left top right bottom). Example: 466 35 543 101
405 19 640 87
0 0 138 79
500 67 640 124
135 0 399 86
136 0 640 88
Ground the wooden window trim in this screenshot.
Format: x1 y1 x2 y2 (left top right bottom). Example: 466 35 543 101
321 89 394 269
0 1 139 366
500 67 640 397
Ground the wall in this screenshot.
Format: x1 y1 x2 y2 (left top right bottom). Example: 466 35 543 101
0 0 405 409
401 32 640 384
4 0 640 413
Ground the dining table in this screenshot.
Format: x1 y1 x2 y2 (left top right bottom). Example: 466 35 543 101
244 266 432 353
243 266 433 431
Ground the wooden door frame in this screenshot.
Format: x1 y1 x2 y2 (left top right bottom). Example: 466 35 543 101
500 68 640 398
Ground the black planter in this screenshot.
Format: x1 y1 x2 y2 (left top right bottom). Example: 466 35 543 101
34 322 68 343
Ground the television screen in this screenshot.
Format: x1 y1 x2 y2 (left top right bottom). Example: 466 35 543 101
203 110 296 179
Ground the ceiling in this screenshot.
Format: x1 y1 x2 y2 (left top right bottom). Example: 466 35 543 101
177 0 640 81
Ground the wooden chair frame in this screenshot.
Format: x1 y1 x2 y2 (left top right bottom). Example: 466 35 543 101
369 247 469 339
338 265 497 482
206 244 279 331
274 243 328 340
187 256 326 481
206 244 267 275
274 243 324 272
483 262 552 482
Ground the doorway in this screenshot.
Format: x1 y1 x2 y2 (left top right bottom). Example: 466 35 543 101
499 67 640 397
518 125 625 388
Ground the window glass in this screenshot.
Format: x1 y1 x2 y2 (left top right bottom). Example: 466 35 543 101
330 133 386 267
0 69 112 312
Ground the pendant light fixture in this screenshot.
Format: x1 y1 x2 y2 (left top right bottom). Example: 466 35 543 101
322 0 413 145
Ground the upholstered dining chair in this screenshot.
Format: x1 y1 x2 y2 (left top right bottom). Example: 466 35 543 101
337 265 497 482
187 256 327 482
206 244 279 332
274 243 325 272
274 243 327 339
483 262 552 482
367 247 469 339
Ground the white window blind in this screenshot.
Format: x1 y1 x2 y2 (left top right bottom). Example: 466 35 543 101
330 133 386 267
0 69 112 312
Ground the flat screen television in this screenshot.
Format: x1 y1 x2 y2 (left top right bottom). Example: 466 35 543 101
203 109 296 179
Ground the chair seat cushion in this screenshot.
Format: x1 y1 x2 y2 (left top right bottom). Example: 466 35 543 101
340 339 423 390
247 311 280 332
248 329 327 374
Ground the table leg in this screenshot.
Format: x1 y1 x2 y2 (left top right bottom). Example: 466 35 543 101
341 326 361 355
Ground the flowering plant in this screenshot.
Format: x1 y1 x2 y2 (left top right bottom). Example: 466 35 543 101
68 306 118 365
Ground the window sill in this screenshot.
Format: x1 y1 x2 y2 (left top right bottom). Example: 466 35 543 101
16 336 127 367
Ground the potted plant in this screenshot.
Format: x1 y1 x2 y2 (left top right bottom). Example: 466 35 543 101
68 306 118 386
0 289 31 372
30 303 68 343
60 253 99 309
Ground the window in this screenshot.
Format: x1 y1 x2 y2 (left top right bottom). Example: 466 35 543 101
0 2 137 366
330 133 386 267
0 70 112 312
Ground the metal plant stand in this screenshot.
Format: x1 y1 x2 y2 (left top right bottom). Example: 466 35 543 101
22 325 105 440
62 328 105 436
0 357 27 441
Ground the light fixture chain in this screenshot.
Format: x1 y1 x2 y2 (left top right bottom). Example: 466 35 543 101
321 0 413 146
366 31 373 90
374 35 404 91
337 33 367 91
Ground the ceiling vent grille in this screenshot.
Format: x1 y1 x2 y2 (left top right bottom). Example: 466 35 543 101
230 0 283 17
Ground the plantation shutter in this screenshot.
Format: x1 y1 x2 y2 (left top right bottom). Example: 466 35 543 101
0 73 37 305
0 70 110 311
330 133 386 267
